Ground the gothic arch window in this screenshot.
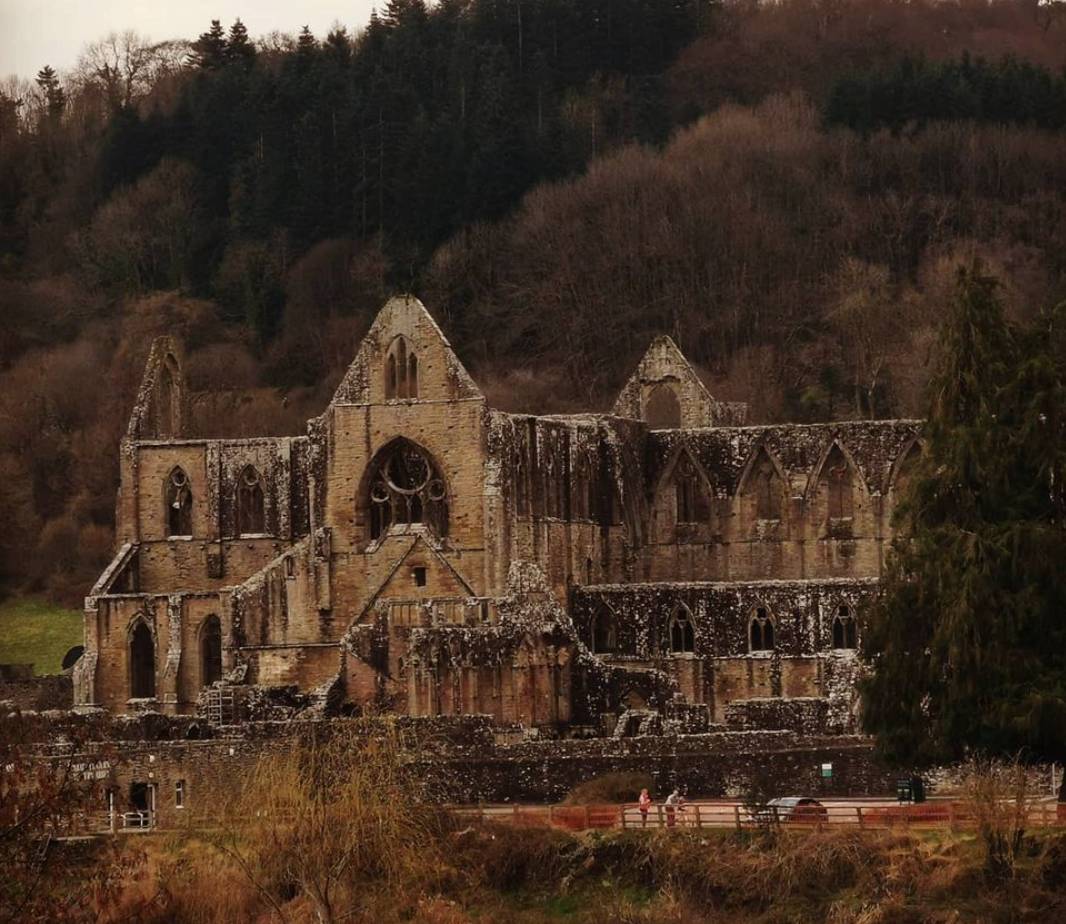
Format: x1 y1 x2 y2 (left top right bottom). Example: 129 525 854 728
200 615 223 686
367 439 448 540
820 445 854 520
675 454 710 524
129 620 156 699
644 383 681 429
668 605 695 654
385 336 418 399
166 467 193 537
591 605 618 653
749 606 775 652
236 465 266 535
832 604 857 650
745 450 783 521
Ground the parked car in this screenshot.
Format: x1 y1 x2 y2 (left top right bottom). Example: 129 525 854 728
771 797 828 823
752 797 828 825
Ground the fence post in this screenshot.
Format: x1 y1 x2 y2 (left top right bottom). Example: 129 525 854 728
695 804 703 829
734 804 741 831
857 806 864 829
619 805 626 830
513 803 519 825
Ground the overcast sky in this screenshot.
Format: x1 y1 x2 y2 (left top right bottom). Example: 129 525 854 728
0 1 379 82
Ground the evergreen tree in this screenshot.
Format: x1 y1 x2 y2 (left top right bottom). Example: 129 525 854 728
225 19 258 69
862 265 1066 798
189 20 228 70
35 65 66 118
297 25 317 55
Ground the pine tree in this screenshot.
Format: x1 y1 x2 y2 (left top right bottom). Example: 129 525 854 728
225 19 258 69
189 20 227 70
297 25 317 55
862 265 1066 798
35 65 66 118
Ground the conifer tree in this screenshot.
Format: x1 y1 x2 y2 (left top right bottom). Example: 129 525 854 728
35 65 66 117
189 20 227 70
225 19 257 69
862 265 1066 798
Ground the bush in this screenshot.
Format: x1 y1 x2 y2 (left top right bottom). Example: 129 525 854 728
564 772 655 805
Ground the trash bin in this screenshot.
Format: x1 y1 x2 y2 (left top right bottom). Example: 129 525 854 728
896 778 913 803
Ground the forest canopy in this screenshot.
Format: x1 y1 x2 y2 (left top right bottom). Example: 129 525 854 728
2 0 1066 602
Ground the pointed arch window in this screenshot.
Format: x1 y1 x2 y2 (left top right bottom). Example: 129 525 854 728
821 446 854 520
591 605 617 653
236 465 266 535
200 615 223 685
675 455 710 524
385 336 418 399
166 467 193 537
668 605 696 654
130 621 156 699
749 606 775 652
748 452 782 521
367 440 448 539
832 605 857 650
644 383 681 428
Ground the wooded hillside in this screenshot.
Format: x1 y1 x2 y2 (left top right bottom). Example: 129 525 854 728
2 0 1066 601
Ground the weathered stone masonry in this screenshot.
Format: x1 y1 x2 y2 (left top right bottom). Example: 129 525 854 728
71 295 923 796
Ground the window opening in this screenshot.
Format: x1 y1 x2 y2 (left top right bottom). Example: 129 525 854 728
130 621 156 698
749 607 775 652
592 607 617 653
236 465 266 535
175 779 185 808
832 605 857 649
166 468 193 537
368 440 448 539
669 607 695 653
201 615 222 686
644 383 681 428
413 566 427 587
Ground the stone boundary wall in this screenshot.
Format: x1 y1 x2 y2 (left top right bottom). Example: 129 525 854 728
32 717 899 825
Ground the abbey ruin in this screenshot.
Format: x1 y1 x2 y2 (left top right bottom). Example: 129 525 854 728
75 295 922 747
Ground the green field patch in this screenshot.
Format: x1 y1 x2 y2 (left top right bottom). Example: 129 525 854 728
0 596 83 675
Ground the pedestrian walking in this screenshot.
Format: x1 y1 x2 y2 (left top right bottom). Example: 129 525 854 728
638 788 652 827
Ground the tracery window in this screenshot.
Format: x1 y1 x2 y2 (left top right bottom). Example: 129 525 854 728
166 467 193 537
822 446 854 520
236 465 266 535
832 605 857 649
201 615 223 685
368 440 448 539
749 606 775 652
130 621 156 699
669 605 695 654
385 336 418 399
675 455 710 524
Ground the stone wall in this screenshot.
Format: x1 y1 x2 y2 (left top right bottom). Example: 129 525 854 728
0 666 73 710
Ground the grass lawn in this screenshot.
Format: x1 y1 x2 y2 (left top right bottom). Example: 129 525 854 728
0 596 83 675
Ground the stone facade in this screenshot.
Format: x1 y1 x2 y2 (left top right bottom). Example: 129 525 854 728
77 296 922 742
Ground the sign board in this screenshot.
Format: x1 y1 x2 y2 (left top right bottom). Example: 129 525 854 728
821 762 833 778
